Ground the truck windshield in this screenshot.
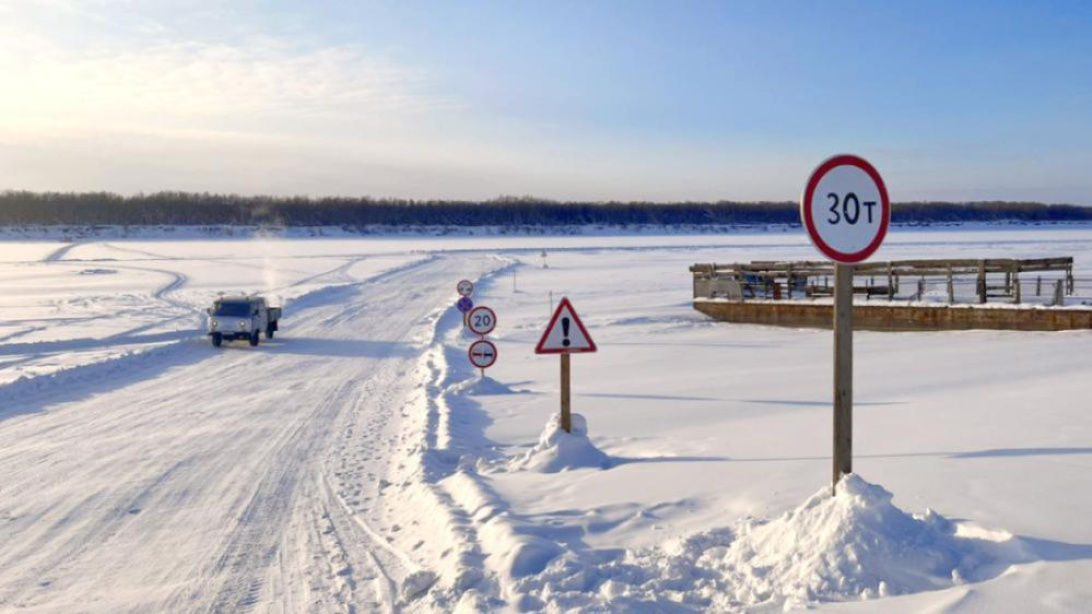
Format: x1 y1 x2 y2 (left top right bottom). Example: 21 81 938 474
214 302 251 317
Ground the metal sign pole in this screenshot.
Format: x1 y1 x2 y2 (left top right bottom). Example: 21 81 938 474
560 354 572 433
833 263 854 491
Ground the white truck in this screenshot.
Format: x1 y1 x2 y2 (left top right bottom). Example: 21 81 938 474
206 295 281 347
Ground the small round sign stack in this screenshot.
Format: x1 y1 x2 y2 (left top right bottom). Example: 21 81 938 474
456 278 499 376
801 154 890 264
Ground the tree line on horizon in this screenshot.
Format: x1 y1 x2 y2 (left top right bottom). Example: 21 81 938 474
0 191 1089 227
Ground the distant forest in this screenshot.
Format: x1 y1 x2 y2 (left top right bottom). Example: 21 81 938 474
1 191 1090 227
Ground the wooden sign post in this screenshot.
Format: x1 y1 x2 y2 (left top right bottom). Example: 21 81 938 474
535 297 597 433
801 154 890 493
560 354 572 432
833 263 854 484
457 280 474 329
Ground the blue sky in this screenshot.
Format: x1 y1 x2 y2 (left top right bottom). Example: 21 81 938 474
1 1 1090 202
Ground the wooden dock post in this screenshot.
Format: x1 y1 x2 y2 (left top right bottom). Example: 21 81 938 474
947 266 955 304
1037 276 1042 297
833 263 854 491
1055 279 1065 306
977 261 987 304
887 263 894 301
1014 265 1022 304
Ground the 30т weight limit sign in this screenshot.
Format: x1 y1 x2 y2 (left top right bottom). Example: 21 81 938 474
801 155 890 263
800 153 890 494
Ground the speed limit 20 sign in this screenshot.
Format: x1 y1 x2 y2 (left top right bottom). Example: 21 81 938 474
467 306 497 336
801 155 890 263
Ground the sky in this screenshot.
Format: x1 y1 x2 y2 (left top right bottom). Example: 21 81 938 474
1 0 1090 203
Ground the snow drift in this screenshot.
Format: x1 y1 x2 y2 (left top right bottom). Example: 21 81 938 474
509 413 611 473
452 376 526 396
513 474 1024 612
710 474 998 607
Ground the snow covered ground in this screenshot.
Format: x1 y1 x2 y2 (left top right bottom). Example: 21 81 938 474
1 228 1090 613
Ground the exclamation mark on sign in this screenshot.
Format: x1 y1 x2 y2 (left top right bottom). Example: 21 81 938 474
561 317 571 347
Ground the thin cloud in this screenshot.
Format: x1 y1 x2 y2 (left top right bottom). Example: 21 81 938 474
0 38 450 133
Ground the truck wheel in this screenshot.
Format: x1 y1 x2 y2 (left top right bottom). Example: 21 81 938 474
265 325 275 340
249 330 260 347
211 333 222 347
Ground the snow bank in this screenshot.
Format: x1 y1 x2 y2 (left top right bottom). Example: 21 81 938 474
0 339 195 412
513 475 1024 612
713 474 986 606
509 413 611 473
451 376 526 396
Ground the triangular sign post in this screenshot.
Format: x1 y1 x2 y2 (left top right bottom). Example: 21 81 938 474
535 298 596 433
535 298 597 354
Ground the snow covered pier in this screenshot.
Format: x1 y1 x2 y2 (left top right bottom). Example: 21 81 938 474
691 257 1092 331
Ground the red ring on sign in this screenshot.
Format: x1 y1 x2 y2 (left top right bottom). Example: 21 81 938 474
801 154 890 264
467 306 497 336
457 280 474 297
468 340 497 369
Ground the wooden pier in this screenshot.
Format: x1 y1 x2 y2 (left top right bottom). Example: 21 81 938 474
691 257 1092 331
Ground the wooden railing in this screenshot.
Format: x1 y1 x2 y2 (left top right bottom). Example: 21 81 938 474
691 257 1075 305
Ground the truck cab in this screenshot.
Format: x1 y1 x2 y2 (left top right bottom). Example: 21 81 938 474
207 296 281 347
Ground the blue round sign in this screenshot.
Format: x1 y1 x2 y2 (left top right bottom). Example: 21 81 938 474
456 297 474 313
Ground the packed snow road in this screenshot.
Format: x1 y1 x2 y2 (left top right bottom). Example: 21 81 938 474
0 254 487 613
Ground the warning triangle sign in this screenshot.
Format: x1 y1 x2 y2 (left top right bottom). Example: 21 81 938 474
535 297 597 354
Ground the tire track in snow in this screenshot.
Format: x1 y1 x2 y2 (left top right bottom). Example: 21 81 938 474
318 476 399 614
0 255 434 425
42 241 81 262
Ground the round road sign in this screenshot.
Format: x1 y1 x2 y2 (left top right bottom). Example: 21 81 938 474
456 297 474 313
468 339 497 369
467 306 497 336
801 154 890 263
457 279 474 297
